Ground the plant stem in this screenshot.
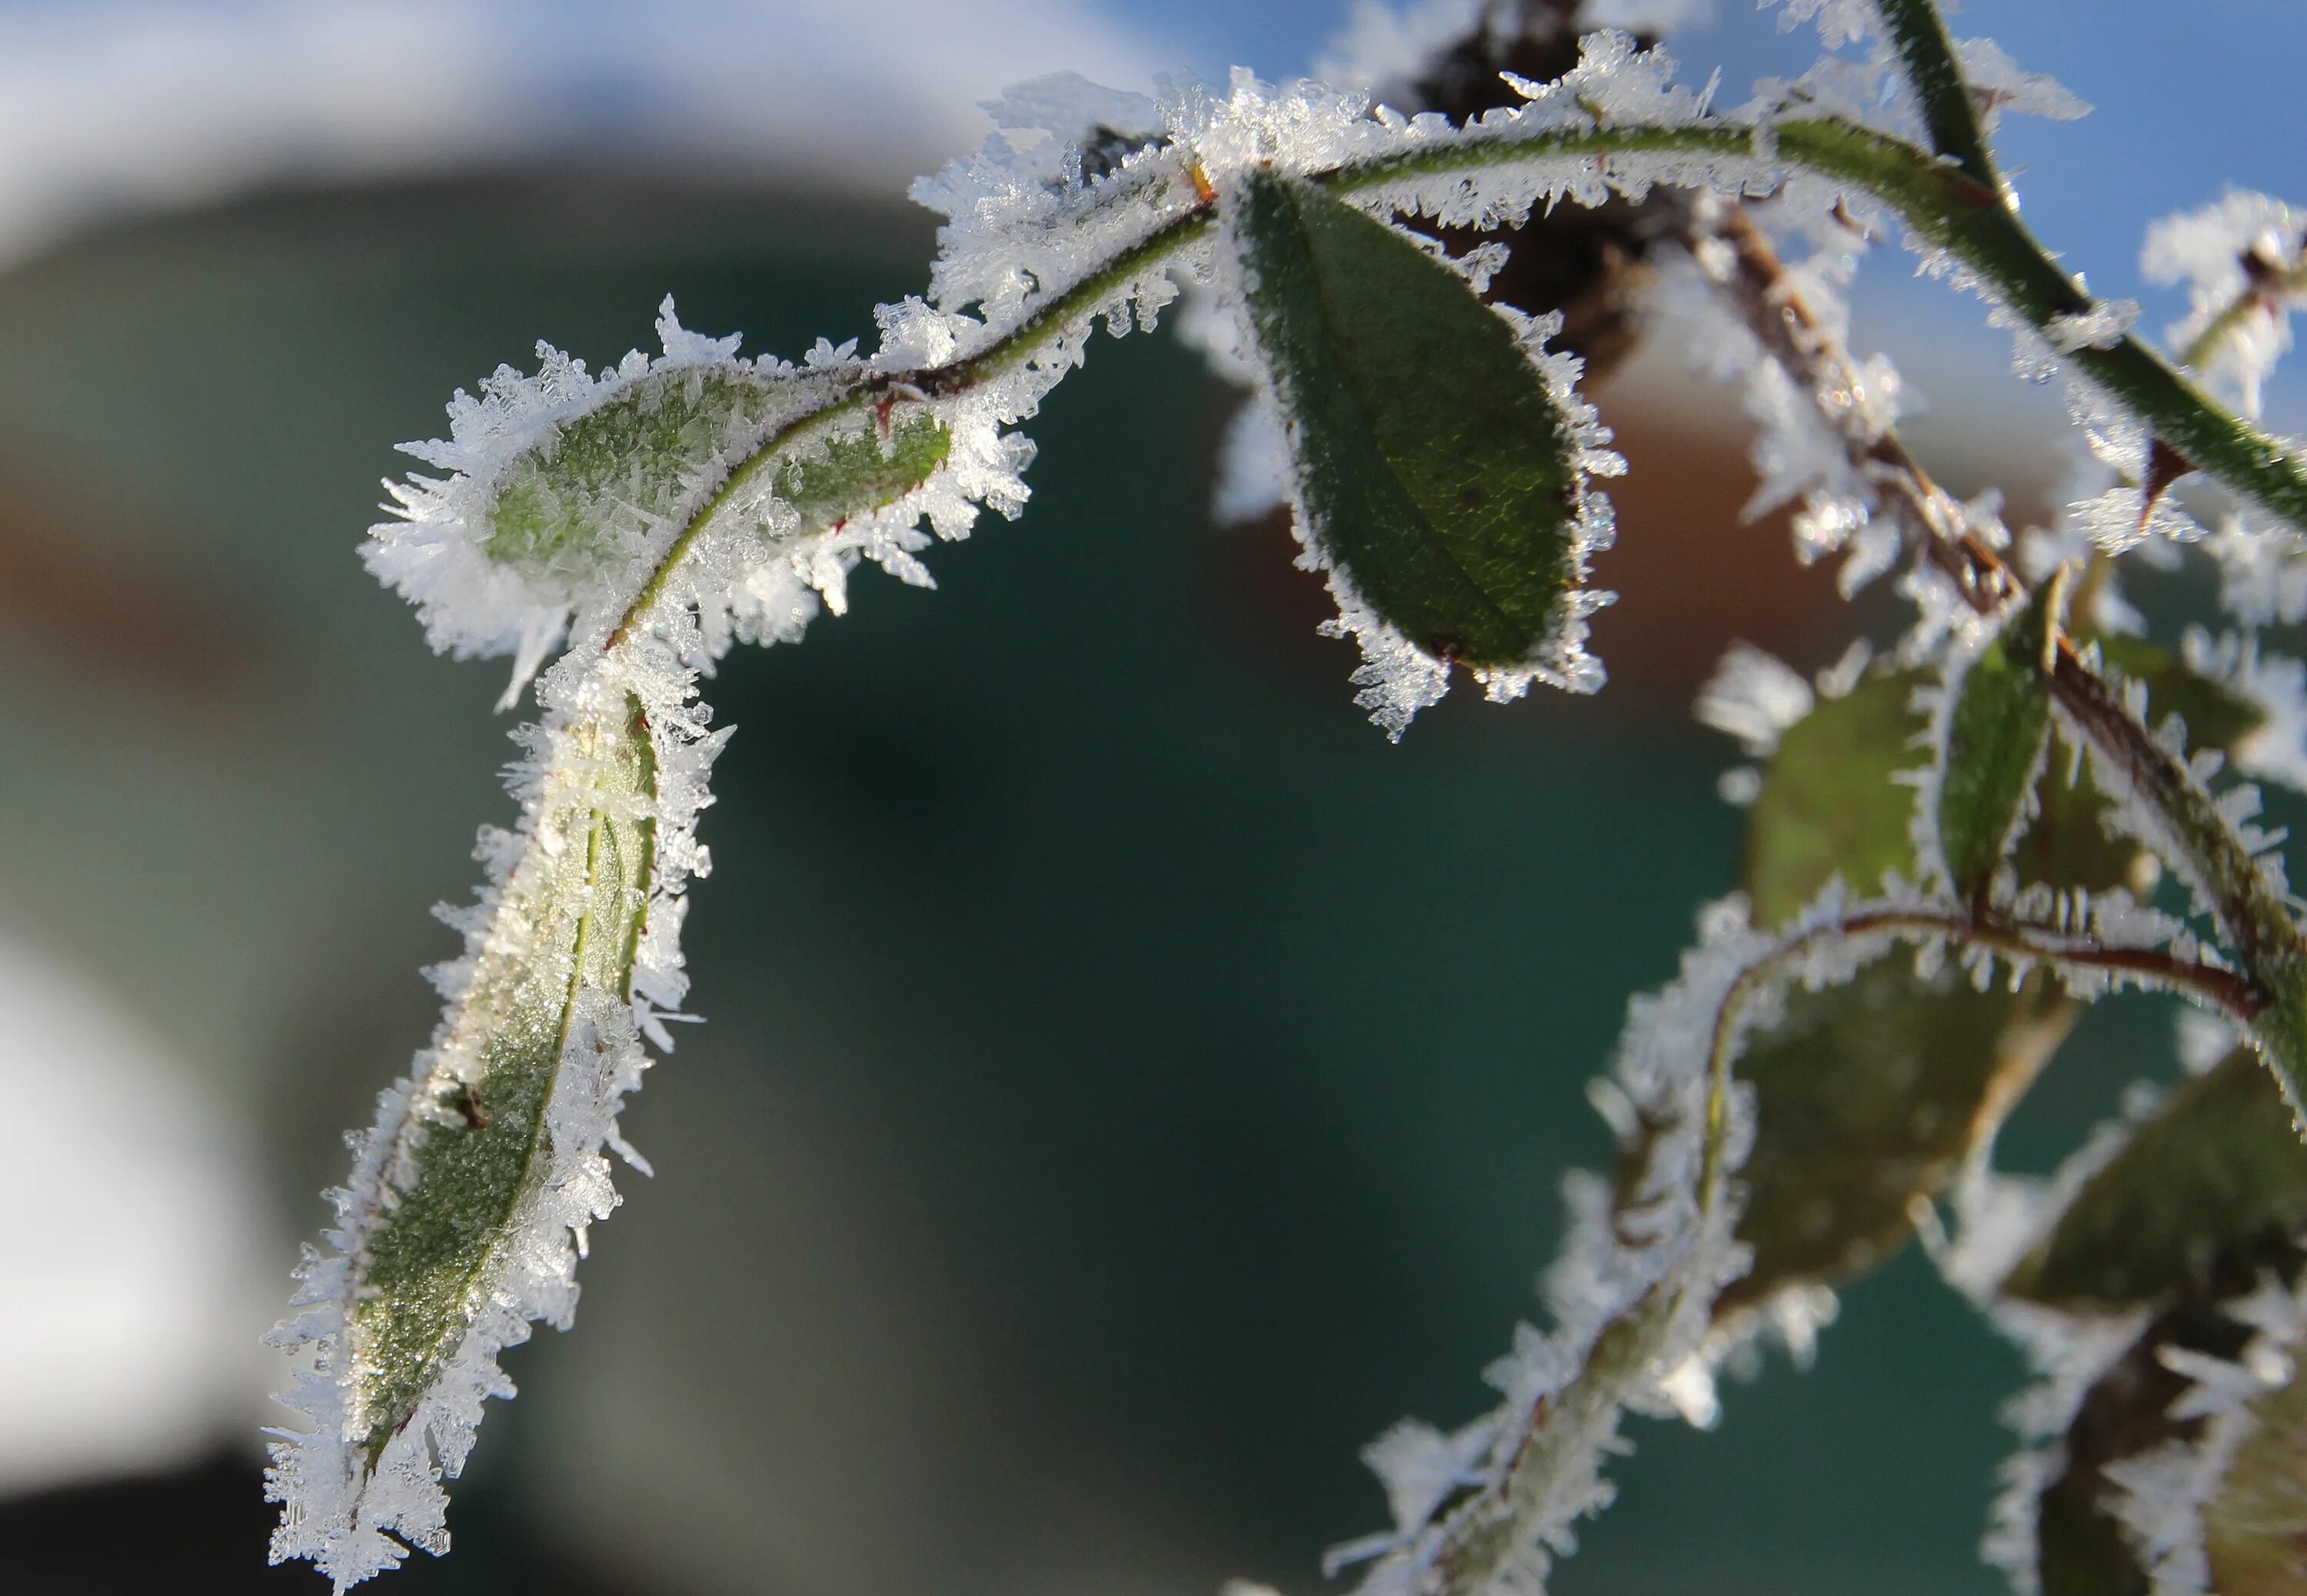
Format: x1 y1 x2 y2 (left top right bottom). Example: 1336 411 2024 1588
1874 0 1999 189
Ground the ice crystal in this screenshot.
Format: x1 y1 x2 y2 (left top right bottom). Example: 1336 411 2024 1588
1953 38 2089 131
1695 642 1816 757
2144 190 2306 419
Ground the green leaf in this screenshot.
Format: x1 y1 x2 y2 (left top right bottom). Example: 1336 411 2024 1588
1743 668 1928 927
486 368 790 576
1720 953 2073 1313
2098 633 2266 754
347 693 657 1468
772 411 954 530
2004 1047 2307 1308
1937 594 2054 902
1232 169 1592 669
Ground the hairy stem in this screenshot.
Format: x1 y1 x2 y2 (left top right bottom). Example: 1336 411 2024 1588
1873 0 1999 190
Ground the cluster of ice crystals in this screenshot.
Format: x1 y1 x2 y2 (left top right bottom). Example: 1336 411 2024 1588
1761 0 1882 51
2144 189 2306 419
1653 188 1928 599
1953 38 2091 131
2047 298 2142 354
2103 1272 2307 1594
1695 641 1816 758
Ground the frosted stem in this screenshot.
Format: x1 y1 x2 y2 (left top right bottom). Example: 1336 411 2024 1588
1362 896 2239 1596
1873 0 2000 190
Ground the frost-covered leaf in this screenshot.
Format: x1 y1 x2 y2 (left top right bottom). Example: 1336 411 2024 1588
2029 1285 2255 1596
267 654 721 1588
1719 952 2072 1316
1743 668 1922 926
2003 1048 2307 1311
1935 593 2056 903
2039 1261 2307 1596
1230 167 1613 720
370 300 811 686
484 368 788 578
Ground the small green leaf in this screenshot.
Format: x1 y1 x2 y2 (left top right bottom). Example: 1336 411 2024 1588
1743 668 1928 926
772 411 954 530
1232 169 1592 668
487 368 789 576
1937 594 2055 902
348 693 657 1468
2098 633 2266 753
1720 954 2073 1313
2004 1047 2307 1308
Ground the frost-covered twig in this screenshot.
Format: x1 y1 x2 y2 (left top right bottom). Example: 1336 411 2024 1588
579 108 2307 658
1337 889 2245 1596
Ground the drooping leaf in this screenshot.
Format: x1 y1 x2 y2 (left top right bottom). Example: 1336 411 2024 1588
350 692 657 1463
267 686 667 1584
1231 168 1593 669
2004 1047 2307 1309
1937 592 2055 903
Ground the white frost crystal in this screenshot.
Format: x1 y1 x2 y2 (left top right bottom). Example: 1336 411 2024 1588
2144 189 2306 419
1696 641 1816 758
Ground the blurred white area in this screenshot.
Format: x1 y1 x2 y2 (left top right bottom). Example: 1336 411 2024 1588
0 929 273 1492
0 0 1170 268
